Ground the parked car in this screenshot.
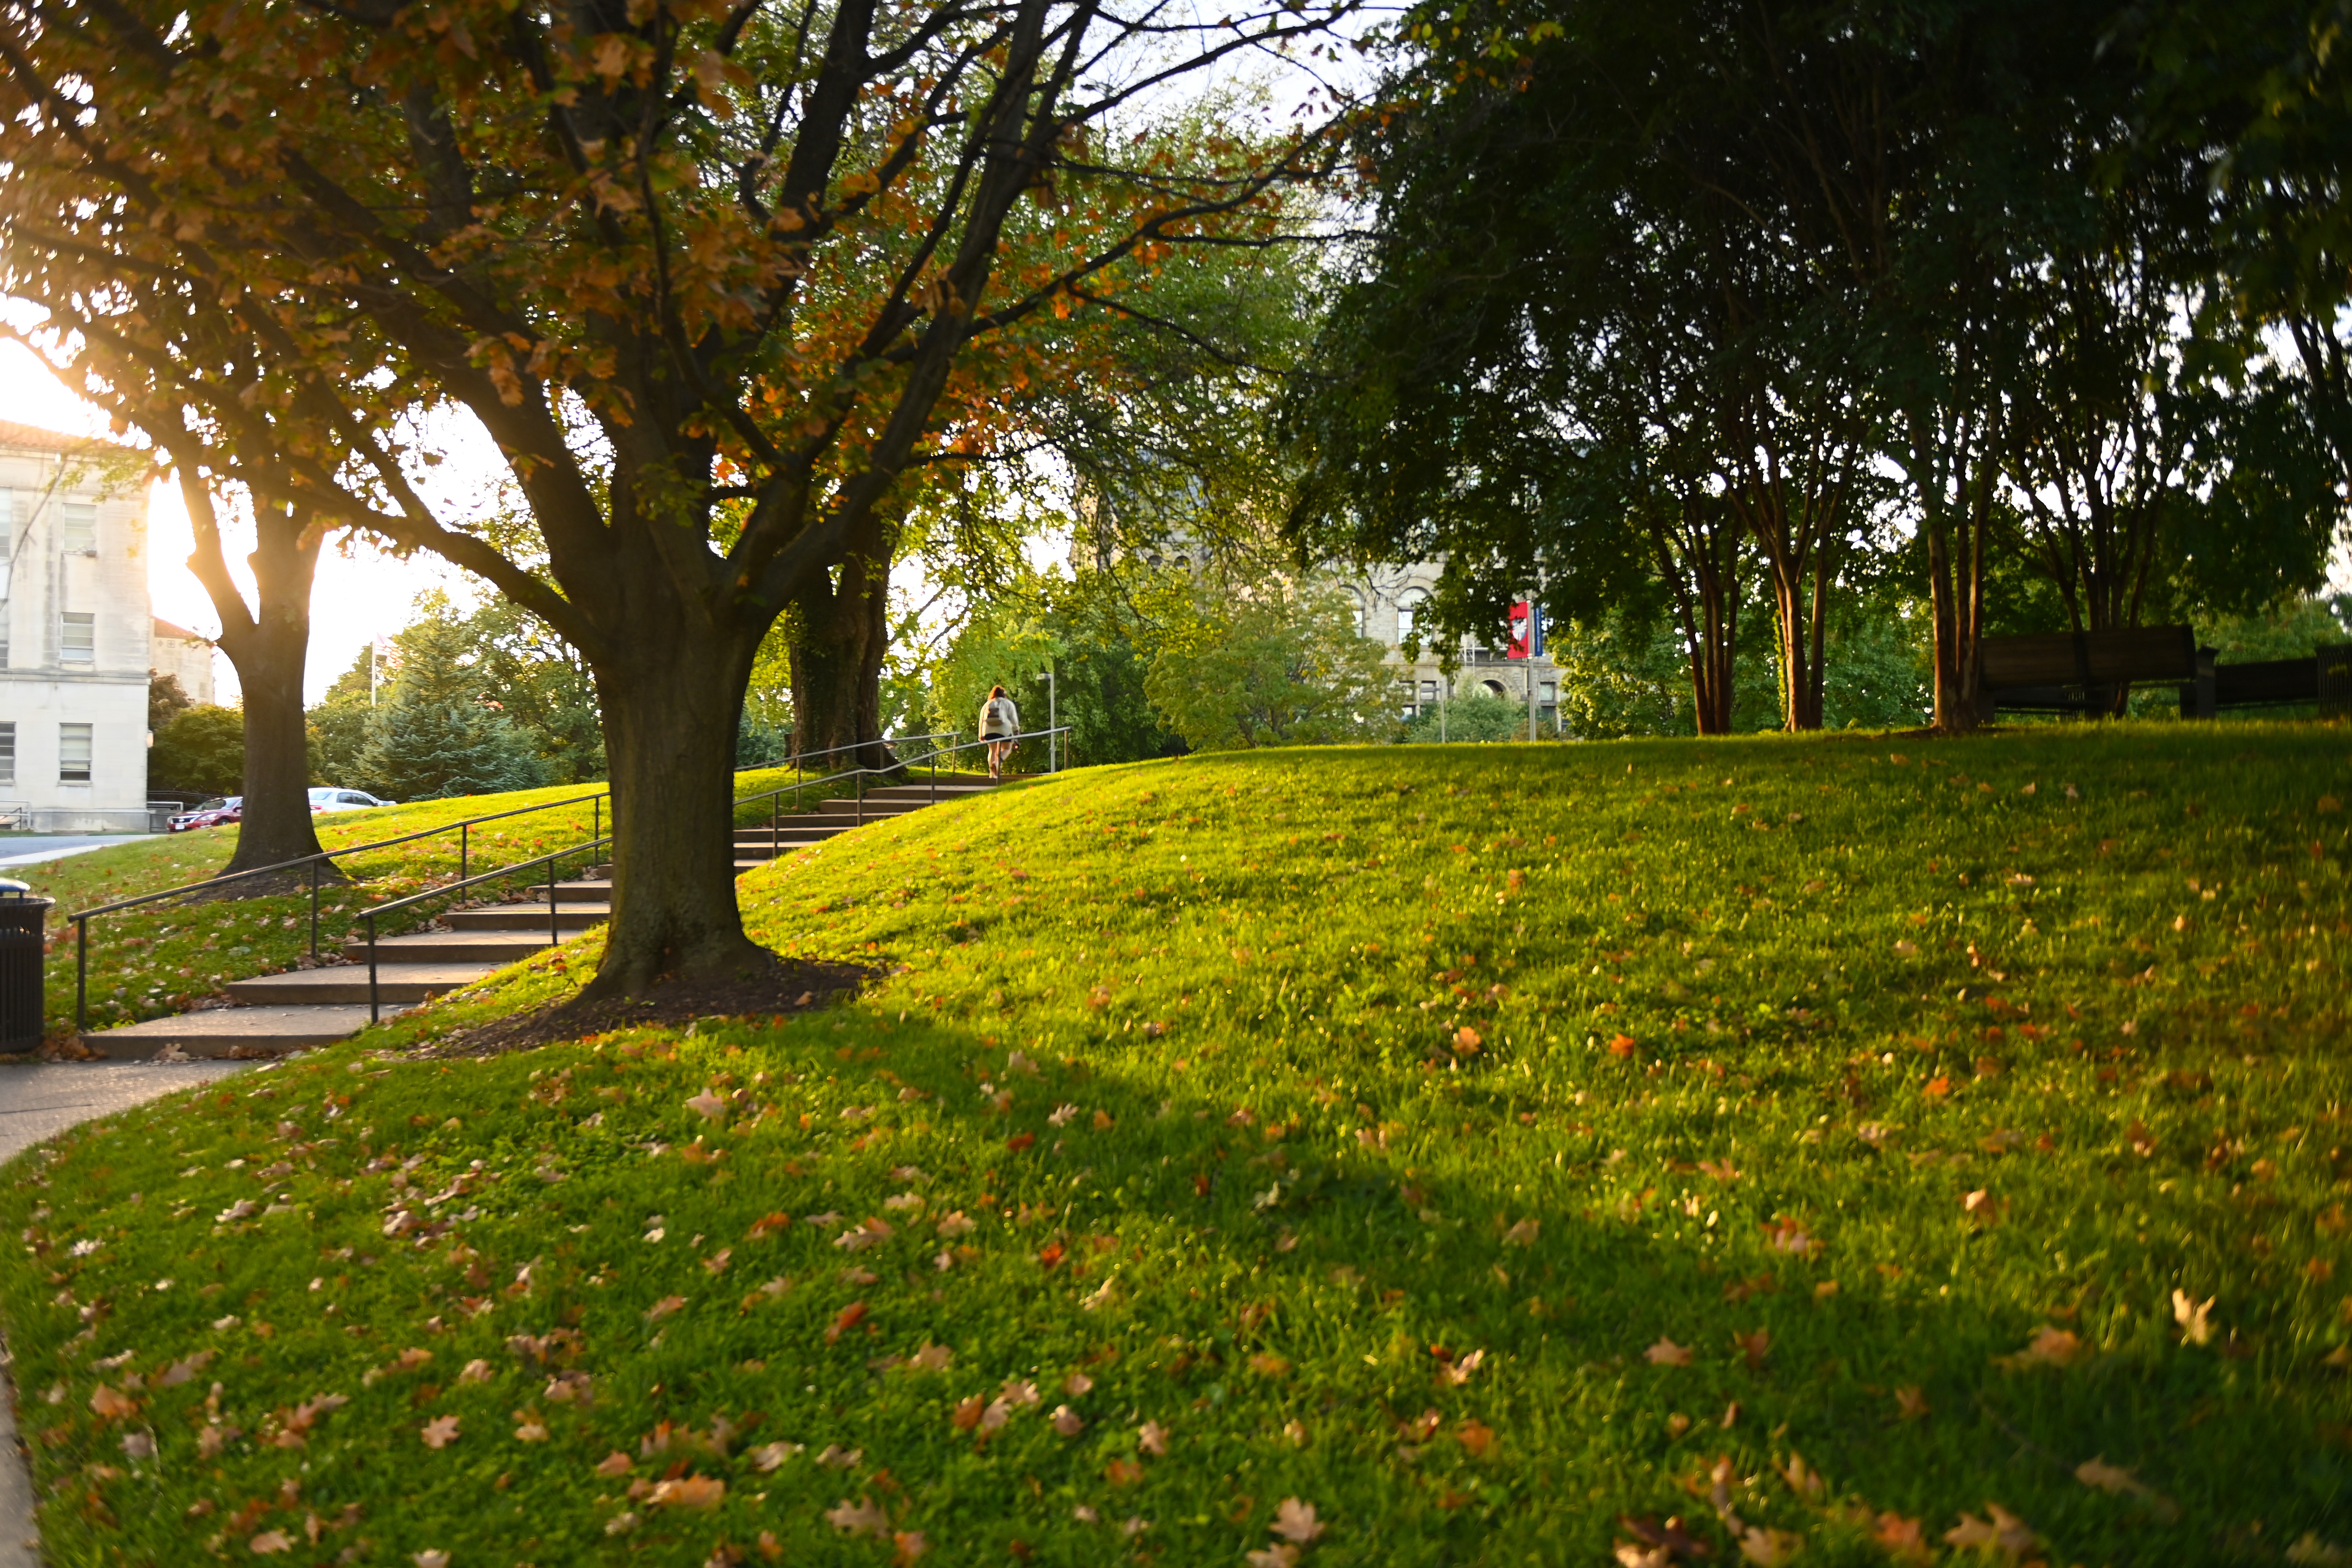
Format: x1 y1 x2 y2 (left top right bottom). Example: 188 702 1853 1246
167 796 241 833
309 787 393 814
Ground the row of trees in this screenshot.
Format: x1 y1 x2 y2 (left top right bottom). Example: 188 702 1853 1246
3 0 2342 998
1283 0 2349 733
0 0 1362 994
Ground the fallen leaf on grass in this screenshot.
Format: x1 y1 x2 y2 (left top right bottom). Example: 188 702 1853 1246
2172 1289 2215 1346
893 1530 928 1564
1270 1498 1325 1544
1645 1337 1693 1367
156 1351 216 1387
2075 1456 2180 1520
951 1397 984 1431
88 1386 137 1421
686 1091 727 1121
411 1553 449 1568
652 1475 725 1508
1739 1527 1802 1565
749 1212 791 1239
1051 1405 1085 1436
644 1295 686 1323
751 1441 804 1471
1139 1420 1169 1455
817 1445 862 1469
120 1431 154 1460
420 1416 460 1450
457 1359 492 1385
1502 1219 1539 1247
594 1452 633 1477
906 1342 952 1373
1894 1386 1929 1419
1455 1419 1496 1459
1245 1548 1298 1568
1873 1514 1933 1566
1248 1352 1291 1377
514 1412 550 1441
825 1301 868 1344
826 1497 890 1537
248 1531 292 1555
1435 1348 1486 1387
1735 1328 1772 1369
1943 1505 2038 1552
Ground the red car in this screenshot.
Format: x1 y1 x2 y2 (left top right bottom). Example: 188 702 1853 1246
167 796 242 833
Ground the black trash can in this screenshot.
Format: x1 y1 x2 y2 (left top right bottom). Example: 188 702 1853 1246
0 879 54 1052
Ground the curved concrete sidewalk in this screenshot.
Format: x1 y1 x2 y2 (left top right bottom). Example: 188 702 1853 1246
0 1062 252 1566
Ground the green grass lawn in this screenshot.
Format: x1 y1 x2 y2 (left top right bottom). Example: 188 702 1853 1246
3 725 2347 1566
21 761 962 1040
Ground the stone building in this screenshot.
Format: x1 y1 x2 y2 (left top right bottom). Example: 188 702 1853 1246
0 421 155 831
1337 561 1560 728
150 617 217 707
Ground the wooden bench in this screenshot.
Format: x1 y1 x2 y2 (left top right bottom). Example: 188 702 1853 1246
1978 626 2197 719
2184 643 2352 716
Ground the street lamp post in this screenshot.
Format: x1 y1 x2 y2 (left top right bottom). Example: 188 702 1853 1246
1037 667 1057 773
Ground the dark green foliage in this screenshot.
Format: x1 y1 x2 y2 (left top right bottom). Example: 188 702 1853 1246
1403 693 1526 744
147 704 243 795
352 618 547 802
146 672 191 735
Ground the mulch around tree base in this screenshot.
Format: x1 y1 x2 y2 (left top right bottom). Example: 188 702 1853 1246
416 956 874 1059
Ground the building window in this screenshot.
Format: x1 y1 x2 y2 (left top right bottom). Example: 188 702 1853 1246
1396 592 1424 646
0 723 14 786
0 490 17 554
0 602 10 668
1541 681 1557 704
62 501 97 553
59 723 91 784
1419 679 1439 703
61 612 95 663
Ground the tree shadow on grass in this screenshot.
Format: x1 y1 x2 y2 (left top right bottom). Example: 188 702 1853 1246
0 994 2333 1568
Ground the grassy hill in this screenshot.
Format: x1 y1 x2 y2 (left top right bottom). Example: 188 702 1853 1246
2 725 2347 1565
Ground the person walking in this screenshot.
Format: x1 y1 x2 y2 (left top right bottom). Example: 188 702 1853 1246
979 684 1020 782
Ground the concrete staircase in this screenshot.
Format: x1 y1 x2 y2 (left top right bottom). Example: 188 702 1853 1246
79 773 1012 1059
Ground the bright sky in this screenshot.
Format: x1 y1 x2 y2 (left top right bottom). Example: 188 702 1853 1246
0 339 470 705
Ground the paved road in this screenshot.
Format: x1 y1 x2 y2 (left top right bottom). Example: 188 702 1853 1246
0 836 157 871
0 1061 250 1566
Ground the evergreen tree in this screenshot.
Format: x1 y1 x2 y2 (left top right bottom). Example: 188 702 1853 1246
354 619 546 802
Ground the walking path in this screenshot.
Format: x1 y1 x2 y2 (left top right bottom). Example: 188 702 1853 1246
0 1060 253 1568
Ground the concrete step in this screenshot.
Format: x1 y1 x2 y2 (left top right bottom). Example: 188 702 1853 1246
731 828 847 847
444 903 610 931
861 783 994 803
517 881 614 904
81 1003 411 1060
227 963 496 1006
343 930 555 965
815 798 929 819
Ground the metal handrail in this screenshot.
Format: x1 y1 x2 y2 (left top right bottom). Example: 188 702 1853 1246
732 726 1070 861
67 787 614 1030
359 835 613 1022
736 730 958 774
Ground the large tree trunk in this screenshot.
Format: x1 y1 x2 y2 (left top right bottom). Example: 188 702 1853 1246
584 624 773 999
787 550 899 774
177 478 333 878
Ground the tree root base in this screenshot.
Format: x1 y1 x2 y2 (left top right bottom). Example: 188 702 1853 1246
418 952 873 1059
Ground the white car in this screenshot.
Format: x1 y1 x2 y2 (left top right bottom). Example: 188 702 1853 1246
309 787 393 814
